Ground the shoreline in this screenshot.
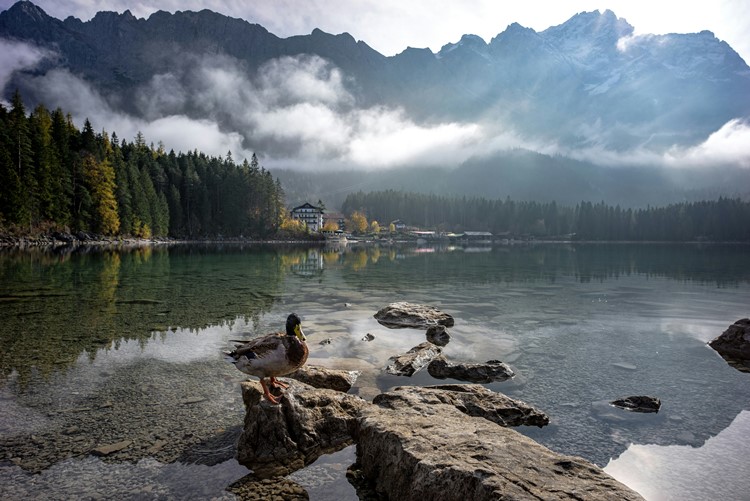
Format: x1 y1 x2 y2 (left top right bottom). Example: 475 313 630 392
1 231 747 249
0 231 325 249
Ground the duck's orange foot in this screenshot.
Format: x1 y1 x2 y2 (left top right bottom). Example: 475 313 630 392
270 377 289 389
260 379 282 404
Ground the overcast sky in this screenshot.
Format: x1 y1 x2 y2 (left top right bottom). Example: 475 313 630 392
1 0 748 62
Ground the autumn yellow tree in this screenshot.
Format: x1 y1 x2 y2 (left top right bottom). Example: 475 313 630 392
346 210 368 234
322 220 340 232
81 155 120 235
370 220 380 234
279 213 306 233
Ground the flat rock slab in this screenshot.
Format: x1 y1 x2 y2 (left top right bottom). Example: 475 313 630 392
236 379 367 478
374 302 454 329
356 398 643 500
287 365 361 393
709 318 750 372
427 356 515 383
373 384 549 428
385 342 442 376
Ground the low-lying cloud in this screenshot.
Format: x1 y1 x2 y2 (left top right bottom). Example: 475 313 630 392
4 37 748 172
0 38 50 105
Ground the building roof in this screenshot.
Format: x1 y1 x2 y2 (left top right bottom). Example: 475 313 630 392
291 202 323 212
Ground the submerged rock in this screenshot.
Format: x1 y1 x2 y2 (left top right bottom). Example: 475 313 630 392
425 325 451 346
610 396 661 413
287 365 360 392
709 318 750 372
374 302 454 328
356 388 642 500
236 379 367 477
385 342 442 376
427 356 514 383
227 473 309 500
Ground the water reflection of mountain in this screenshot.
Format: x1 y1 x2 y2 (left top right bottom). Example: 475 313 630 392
0 245 285 386
336 243 750 287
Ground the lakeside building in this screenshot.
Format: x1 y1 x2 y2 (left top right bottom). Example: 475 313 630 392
290 202 324 232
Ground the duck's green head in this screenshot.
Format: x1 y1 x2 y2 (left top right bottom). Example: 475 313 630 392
286 313 306 341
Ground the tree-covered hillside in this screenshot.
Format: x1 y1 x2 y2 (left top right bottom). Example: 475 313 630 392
0 92 285 238
342 190 750 242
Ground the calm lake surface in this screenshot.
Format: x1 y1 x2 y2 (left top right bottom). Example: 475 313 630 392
1 242 749 500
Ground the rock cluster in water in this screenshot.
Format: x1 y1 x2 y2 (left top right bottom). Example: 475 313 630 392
230 301 645 498
236 380 643 500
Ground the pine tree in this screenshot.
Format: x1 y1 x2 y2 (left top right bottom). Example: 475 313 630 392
6 90 36 228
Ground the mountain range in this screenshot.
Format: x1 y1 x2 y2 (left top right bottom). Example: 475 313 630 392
1 1 749 207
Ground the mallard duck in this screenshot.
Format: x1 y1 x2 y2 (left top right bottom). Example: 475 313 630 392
226 313 309 404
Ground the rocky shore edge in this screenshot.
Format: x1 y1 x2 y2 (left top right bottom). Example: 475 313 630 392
0 230 324 248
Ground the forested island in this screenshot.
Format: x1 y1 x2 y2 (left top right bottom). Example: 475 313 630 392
2 92 749 243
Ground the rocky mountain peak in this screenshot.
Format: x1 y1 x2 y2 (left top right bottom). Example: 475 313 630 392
543 9 634 43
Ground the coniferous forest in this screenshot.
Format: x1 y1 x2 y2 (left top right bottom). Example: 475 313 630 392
0 92 285 239
342 190 750 241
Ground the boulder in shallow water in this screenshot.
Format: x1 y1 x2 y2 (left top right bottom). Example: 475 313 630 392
374 302 454 328
427 356 515 383
385 342 442 376
236 379 367 478
610 395 661 413
355 387 643 500
709 318 750 372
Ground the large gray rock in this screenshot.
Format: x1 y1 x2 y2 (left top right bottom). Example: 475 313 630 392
427 356 515 383
385 341 443 376
373 384 549 428
356 391 643 501
374 302 455 328
236 379 367 478
287 365 360 392
709 318 750 372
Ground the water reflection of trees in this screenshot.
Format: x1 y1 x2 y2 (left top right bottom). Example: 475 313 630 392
0 245 285 386
334 243 750 287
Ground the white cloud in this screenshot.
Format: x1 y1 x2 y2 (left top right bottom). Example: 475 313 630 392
664 118 750 168
0 38 50 102
8 31 748 172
